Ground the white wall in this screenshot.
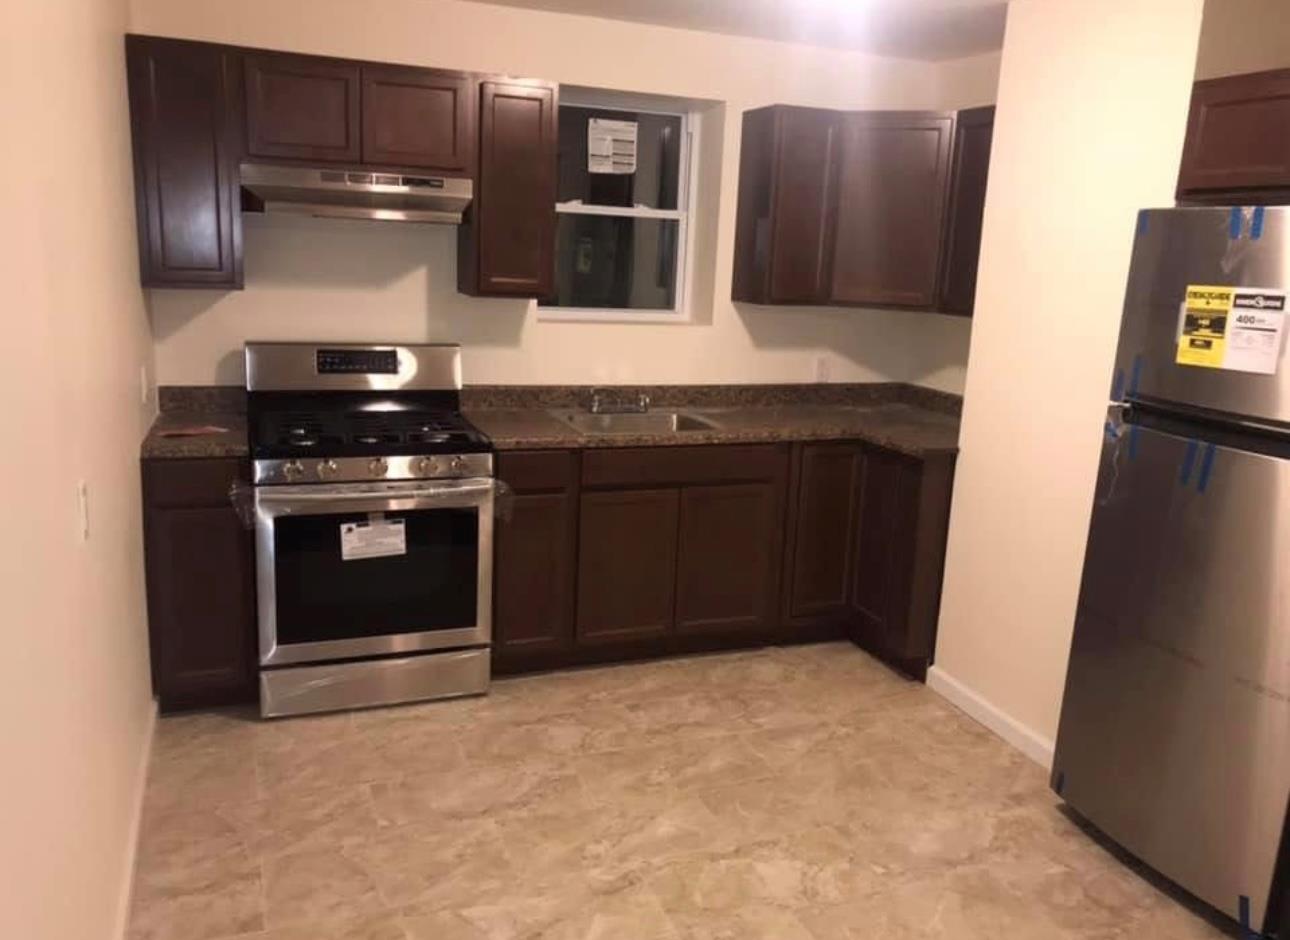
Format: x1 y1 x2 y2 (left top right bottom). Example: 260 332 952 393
1196 0 1290 79
0 0 157 937
929 0 1204 764
937 50 1004 109
131 0 999 391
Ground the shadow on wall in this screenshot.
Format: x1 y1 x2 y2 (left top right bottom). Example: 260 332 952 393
736 300 973 388
147 212 530 383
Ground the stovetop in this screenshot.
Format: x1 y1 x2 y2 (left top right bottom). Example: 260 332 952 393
252 407 490 459
247 388 491 461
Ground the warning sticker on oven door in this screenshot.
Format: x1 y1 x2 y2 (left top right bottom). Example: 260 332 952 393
1177 285 1287 373
340 518 407 561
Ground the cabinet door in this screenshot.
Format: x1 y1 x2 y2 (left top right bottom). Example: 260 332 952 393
244 53 361 162
494 452 577 658
768 107 840 304
785 444 863 625
143 460 257 711
576 489 678 643
939 106 994 315
675 483 783 636
831 112 954 307
125 35 241 288
465 80 557 296
361 64 475 172
850 449 918 655
1178 70 1290 195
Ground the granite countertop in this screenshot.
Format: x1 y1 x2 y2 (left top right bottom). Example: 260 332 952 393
141 383 960 460
466 402 959 458
142 411 248 459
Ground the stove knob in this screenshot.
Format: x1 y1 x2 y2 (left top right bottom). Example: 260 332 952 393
449 456 466 475
283 460 304 482
415 456 436 477
317 459 338 480
368 456 389 478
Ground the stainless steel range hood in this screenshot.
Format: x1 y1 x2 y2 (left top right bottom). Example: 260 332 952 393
239 163 472 225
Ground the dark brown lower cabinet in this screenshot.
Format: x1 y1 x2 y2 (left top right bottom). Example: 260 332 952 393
142 458 257 711
849 448 956 678
492 452 578 666
782 443 863 636
491 440 953 679
577 488 679 644
675 480 785 636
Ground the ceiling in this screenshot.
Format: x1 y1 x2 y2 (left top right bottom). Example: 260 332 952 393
459 0 1008 61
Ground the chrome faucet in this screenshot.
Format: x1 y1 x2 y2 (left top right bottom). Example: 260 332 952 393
589 389 651 414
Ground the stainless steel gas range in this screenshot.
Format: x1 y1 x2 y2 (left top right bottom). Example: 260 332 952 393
245 342 493 718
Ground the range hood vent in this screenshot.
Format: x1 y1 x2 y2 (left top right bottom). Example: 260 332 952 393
239 163 472 225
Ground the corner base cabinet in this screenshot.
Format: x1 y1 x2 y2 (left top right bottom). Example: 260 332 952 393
142 458 257 710
493 441 954 679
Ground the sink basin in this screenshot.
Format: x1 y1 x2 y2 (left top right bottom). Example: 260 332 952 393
551 410 719 435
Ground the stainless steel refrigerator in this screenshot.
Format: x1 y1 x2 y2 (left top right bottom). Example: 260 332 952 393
1053 206 1290 938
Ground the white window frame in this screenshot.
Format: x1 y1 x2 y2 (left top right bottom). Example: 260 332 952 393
537 94 700 324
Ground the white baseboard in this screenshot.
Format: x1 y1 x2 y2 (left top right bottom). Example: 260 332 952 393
926 665 1055 770
114 698 158 940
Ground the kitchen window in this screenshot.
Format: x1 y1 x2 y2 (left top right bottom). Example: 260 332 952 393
539 95 697 322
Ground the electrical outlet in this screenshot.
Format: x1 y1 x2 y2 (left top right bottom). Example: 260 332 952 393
139 365 150 407
77 481 90 542
814 355 831 383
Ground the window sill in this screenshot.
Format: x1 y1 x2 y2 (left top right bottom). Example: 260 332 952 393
536 308 693 325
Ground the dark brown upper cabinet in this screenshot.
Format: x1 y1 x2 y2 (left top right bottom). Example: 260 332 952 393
126 35 242 288
458 79 558 297
360 64 475 172
732 106 840 304
244 52 361 163
733 104 990 314
830 111 955 308
938 106 995 315
1178 69 1290 200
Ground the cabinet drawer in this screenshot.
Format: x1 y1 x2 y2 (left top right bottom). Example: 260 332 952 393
581 444 787 488
497 450 577 491
143 458 248 507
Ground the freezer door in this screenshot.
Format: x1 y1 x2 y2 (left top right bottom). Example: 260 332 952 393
1053 414 1290 929
1115 207 1290 421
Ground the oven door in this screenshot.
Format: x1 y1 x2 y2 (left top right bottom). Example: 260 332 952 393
254 478 493 667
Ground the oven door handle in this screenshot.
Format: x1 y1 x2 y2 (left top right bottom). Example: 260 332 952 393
254 478 495 512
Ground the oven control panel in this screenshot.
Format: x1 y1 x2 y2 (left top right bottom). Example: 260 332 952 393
316 348 399 375
254 452 493 485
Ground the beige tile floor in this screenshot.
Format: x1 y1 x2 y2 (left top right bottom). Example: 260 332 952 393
128 643 1238 940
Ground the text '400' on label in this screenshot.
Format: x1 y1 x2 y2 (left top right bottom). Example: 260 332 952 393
1177 285 1287 374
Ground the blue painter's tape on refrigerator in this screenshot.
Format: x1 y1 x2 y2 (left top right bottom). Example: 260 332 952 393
1239 895 1252 936
1230 206 1244 240
1137 211 1149 237
1197 443 1218 494
1252 206 1266 240
1180 439 1200 486
1128 424 1140 461
1129 355 1144 397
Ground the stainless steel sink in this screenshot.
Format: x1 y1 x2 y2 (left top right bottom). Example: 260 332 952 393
550 410 720 435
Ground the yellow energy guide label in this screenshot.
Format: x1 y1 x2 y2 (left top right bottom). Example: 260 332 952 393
1177 285 1287 374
